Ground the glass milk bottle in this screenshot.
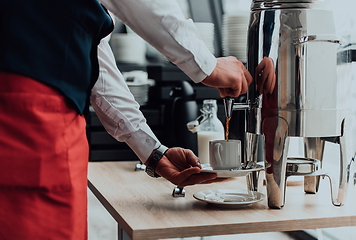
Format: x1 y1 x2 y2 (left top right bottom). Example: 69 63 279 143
197 99 224 165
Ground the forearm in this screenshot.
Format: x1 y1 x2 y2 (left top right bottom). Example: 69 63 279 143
91 39 160 163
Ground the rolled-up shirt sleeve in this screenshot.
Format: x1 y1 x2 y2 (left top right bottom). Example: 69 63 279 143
100 0 217 83
91 39 160 163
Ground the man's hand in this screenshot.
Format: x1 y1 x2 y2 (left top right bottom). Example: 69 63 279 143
255 57 276 94
202 56 253 97
154 147 220 187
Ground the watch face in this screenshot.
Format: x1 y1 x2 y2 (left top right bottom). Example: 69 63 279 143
146 166 154 177
145 166 160 178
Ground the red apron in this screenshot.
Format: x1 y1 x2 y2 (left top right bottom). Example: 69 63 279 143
0 72 89 239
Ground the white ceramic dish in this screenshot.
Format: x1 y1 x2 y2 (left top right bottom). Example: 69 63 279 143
193 189 265 207
200 163 264 178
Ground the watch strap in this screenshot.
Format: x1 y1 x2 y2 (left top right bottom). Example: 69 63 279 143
145 145 168 178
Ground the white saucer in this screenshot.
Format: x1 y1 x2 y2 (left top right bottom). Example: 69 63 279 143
201 164 264 178
193 189 265 207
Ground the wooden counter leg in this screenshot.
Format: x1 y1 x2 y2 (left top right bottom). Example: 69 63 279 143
118 224 131 240
118 224 123 240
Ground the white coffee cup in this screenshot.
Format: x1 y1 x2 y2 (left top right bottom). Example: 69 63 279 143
209 139 241 170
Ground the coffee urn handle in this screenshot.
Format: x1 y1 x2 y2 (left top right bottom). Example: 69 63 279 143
292 35 341 45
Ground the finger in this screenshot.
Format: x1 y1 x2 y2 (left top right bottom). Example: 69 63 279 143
255 67 259 83
255 63 266 94
173 167 202 184
243 66 253 85
255 60 266 79
241 75 248 95
183 149 201 168
230 87 241 97
264 58 275 94
264 70 275 94
229 76 243 97
261 70 270 94
258 71 267 95
221 86 240 98
218 88 228 98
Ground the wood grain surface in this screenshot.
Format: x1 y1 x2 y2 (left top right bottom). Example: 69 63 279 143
88 161 356 240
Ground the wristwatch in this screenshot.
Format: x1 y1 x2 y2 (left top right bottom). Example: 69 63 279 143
145 145 168 178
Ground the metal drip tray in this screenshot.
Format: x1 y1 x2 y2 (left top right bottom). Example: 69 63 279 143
287 157 320 175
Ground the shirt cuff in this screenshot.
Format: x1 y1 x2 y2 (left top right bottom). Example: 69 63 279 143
177 53 217 83
124 125 161 164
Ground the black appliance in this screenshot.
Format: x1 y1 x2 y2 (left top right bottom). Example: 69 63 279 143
162 81 199 154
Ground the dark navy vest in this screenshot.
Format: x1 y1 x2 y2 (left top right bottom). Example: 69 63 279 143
0 0 114 113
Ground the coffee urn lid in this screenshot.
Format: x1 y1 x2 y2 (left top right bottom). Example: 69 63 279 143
251 0 315 11
253 0 314 2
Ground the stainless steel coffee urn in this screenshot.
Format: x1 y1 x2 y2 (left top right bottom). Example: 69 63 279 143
225 0 355 208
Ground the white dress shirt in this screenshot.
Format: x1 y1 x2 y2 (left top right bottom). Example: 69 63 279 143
91 0 217 163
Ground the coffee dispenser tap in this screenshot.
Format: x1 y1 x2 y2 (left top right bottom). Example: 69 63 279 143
223 96 259 119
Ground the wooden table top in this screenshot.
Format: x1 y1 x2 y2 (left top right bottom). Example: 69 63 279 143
88 161 356 240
